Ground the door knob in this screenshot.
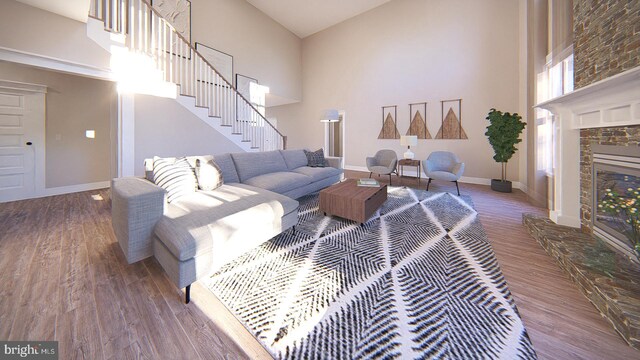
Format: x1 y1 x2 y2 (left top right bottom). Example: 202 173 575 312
26 142 32 145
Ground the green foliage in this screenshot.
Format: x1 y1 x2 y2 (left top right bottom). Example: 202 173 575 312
599 187 640 259
485 108 526 165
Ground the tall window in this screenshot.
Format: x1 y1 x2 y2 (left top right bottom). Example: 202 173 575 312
536 0 574 176
249 82 269 116
537 52 573 175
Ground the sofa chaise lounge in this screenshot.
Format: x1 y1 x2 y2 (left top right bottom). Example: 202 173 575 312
111 149 342 302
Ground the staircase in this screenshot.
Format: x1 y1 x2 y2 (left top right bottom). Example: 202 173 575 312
88 0 285 151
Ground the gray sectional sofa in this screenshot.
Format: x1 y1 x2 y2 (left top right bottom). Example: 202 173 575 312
111 149 342 302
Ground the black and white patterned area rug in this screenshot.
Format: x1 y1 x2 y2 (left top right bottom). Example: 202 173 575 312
203 187 537 359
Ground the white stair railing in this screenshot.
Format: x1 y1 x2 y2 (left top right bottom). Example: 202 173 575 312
89 0 285 151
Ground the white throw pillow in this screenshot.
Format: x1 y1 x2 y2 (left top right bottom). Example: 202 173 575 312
152 156 197 203
195 159 224 191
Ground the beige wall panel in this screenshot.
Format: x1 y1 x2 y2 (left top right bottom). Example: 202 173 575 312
269 0 522 182
0 0 110 70
133 94 243 177
191 0 302 105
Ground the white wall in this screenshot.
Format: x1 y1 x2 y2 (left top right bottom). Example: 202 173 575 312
0 0 110 71
0 61 117 188
133 94 243 177
191 0 302 106
269 0 524 182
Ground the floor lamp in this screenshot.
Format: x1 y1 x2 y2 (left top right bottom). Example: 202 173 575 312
321 109 340 156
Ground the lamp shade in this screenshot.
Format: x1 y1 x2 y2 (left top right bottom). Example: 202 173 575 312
320 109 340 122
400 135 418 147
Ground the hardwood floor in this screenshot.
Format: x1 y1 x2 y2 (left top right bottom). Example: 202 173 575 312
0 173 638 359
0 190 264 359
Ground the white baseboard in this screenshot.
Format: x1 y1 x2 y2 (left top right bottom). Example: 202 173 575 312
344 165 371 173
2 181 111 203
42 181 110 197
458 176 491 186
518 182 529 194
343 165 524 189
451 176 525 190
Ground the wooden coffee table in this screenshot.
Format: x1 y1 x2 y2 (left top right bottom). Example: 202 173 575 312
319 179 387 224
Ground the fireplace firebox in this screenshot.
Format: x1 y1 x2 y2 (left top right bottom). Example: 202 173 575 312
592 144 640 261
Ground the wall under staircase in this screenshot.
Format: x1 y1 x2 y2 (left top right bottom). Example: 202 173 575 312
132 94 244 177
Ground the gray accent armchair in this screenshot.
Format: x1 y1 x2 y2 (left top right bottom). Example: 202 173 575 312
366 149 398 185
423 151 465 195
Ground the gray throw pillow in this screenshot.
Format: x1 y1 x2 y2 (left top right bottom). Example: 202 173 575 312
195 159 224 191
152 156 197 203
304 149 326 167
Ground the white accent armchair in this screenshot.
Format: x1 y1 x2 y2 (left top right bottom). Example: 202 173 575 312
366 149 398 185
423 151 465 195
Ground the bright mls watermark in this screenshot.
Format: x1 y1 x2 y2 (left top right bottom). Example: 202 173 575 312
1 341 58 359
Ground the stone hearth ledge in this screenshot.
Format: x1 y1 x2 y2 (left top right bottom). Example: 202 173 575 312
523 214 640 350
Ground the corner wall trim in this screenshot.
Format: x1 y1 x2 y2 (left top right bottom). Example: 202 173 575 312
0 46 113 81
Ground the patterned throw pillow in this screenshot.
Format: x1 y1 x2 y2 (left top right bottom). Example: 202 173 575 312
304 149 326 167
195 159 224 191
152 157 197 203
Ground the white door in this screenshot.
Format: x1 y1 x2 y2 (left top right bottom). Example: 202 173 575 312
0 80 46 203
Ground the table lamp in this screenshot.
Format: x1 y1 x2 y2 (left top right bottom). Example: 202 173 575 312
400 135 418 159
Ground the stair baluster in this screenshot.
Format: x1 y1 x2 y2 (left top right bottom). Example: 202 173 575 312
89 0 287 151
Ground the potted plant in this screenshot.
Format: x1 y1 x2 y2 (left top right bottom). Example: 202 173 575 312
485 108 526 193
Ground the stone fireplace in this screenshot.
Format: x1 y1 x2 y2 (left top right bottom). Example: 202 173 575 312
531 67 640 350
591 144 640 259
537 66 640 259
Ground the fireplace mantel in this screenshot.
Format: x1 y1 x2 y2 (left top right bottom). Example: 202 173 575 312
538 66 640 129
536 66 640 228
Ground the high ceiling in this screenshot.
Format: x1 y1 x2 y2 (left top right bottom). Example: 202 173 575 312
246 0 392 38
15 0 391 38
